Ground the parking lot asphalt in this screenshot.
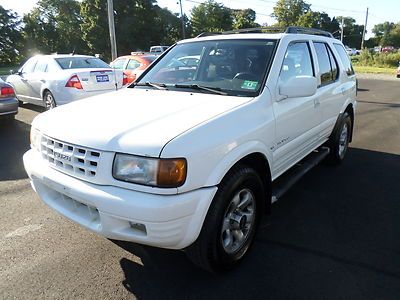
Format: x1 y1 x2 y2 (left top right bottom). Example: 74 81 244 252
0 78 399 299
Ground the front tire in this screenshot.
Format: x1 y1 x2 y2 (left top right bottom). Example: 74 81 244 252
43 90 56 110
186 165 264 272
325 112 352 164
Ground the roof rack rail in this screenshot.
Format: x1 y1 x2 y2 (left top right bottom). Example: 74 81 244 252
196 26 334 38
285 26 333 38
196 32 221 38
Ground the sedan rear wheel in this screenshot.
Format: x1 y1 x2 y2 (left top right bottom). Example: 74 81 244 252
43 91 56 110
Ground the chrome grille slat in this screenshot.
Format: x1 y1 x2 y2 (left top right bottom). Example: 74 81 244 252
39 135 101 179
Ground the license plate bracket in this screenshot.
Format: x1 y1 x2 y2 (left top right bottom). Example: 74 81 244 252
96 75 109 82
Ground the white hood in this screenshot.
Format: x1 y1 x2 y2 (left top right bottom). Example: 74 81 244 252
33 88 252 157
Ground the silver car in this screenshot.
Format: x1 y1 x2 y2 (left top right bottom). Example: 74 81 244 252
0 78 18 121
7 54 125 109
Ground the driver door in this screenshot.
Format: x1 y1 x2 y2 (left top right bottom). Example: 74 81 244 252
272 41 322 176
8 57 38 104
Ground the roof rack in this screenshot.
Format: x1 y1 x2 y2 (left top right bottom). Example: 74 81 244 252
196 26 333 38
285 26 333 38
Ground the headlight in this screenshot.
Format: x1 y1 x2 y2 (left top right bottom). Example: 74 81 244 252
30 128 41 150
112 154 187 188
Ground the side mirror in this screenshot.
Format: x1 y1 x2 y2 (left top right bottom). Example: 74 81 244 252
10 69 22 75
279 76 317 100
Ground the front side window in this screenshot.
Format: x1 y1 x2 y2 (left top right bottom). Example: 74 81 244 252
334 44 355 76
21 58 38 74
55 57 110 69
280 41 314 82
137 39 277 96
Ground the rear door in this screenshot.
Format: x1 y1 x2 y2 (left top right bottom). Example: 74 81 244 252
28 57 49 101
312 41 346 139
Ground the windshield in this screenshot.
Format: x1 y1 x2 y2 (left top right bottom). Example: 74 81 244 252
136 39 277 96
55 57 110 70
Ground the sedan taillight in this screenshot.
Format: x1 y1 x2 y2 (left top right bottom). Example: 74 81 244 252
0 86 15 98
122 73 128 86
65 75 83 89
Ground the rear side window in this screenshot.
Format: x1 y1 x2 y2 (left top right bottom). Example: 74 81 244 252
327 47 338 80
34 58 48 73
280 41 314 82
127 59 141 70
111 58 127 69
333 44 355 76
55 57 110 69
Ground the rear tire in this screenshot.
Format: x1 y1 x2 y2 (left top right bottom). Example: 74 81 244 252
186 165 264 272
325 112 352 165
43 90 56 110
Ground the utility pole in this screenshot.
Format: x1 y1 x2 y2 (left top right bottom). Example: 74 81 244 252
361 7 369 49
107 0 117 61
178 0 186 39
340 17 344 42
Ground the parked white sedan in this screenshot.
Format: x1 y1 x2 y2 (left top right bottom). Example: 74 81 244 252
7 54 125 109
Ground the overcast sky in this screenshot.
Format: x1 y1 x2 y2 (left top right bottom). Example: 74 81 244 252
1 0 398 39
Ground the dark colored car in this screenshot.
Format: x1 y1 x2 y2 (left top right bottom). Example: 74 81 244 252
0 78 18 121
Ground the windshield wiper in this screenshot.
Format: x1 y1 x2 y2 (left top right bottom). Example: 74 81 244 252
174 84 228 95
134 81 167 90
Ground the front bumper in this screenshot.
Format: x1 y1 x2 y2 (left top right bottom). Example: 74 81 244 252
0 98 18 116
23 149 217 249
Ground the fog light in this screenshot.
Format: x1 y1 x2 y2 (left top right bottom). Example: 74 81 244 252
129 222 147 235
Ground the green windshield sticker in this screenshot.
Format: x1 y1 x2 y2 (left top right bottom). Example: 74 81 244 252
241 80 258 90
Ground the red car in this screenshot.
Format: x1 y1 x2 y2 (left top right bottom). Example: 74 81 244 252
381 46 395 53
111 53 158 84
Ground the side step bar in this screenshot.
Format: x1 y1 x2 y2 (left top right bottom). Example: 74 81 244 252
271 147 330 203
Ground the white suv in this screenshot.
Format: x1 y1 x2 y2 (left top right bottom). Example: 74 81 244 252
24 27 356 272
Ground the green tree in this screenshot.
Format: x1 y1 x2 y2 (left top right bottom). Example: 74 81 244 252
190 0 233 35
336 16 364 48
372 22 400 47
81 0 180 60
297 11 339 33
80 0 109 58
232 9 259 29
272 0 311 27
0 6 23 66
23 0 87 57
153 6 182 44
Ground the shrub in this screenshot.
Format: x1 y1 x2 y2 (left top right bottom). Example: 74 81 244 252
354 50 400 68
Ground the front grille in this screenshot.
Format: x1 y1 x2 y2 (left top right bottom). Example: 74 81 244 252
40 135 101 179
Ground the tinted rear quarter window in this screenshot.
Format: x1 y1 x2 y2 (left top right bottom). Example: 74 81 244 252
333 44 355 76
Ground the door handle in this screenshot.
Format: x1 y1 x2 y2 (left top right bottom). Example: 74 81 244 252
21 78 28 82
314 97 320 107
40 79 46 83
